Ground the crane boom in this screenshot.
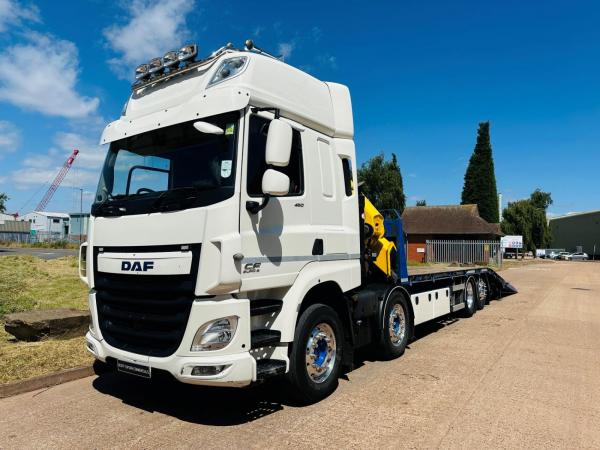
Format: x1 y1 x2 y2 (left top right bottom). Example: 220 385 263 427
35 149 79 212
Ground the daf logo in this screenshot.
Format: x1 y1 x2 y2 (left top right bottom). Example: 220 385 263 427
121 261 154 272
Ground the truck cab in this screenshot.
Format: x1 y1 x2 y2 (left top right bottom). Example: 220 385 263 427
82 42 362 398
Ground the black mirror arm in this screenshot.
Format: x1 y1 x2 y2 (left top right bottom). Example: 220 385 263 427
246 195 270 214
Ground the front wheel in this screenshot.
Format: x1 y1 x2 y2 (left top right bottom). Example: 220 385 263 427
379 291 411 360
287 304 344 404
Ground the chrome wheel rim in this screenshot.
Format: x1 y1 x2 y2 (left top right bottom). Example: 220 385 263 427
305 323 336 384
478 279 487 303
388 303 406 346
466 282 475 309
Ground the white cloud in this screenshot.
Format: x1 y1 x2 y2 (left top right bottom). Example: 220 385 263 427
54 132 107 172
0 0 40 32
279 42 294 61
278 42 294 60
104 0 196 79
0 121 21 154
0 32 99 118
8 131 107 191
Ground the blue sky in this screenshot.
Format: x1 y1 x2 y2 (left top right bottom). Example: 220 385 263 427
0 0 598 216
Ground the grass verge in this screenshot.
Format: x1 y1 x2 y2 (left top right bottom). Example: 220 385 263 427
0 255 92 385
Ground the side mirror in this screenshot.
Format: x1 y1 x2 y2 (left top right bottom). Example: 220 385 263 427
265 119 292 167
262 169 289 196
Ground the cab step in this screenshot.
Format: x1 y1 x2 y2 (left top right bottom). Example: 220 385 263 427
250 299 283 316
256 359 286 380
251 329 281 349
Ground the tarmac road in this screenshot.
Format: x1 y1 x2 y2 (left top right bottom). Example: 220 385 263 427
0 247 78 260
1 261 599 449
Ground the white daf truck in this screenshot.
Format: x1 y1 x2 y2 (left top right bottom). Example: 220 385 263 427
81 41 516 403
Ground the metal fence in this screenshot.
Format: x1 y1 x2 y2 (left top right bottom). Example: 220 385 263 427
0 232 33 244
426 239 502 266
0 231 78 244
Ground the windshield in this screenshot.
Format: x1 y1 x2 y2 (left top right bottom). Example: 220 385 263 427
92 111 239 216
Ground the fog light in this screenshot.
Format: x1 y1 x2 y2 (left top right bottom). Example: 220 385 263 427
191 316 238 351
191 365 228 376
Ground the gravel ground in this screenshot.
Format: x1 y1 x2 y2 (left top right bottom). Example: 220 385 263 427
1 261 599 449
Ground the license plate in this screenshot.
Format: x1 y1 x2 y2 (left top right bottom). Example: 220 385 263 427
117 360 151 378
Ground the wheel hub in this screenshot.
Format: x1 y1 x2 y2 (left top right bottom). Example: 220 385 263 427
388 304 406 346
466 282 475 309
305 323 336 383
478 279 487 302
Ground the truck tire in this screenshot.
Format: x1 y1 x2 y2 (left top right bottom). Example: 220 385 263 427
379 290 411 360
462 277 477 317
476 276 489 309
287 303 344 404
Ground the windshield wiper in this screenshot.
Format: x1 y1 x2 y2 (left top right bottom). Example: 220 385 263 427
152 186 205 211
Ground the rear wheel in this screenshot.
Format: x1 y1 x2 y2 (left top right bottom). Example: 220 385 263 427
287 304 344 404
379 291 411 360
462 278 477 317
476 276 489 309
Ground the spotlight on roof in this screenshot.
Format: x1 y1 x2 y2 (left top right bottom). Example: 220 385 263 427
178 44 197 63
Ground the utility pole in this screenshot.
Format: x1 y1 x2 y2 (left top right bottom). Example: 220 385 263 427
78 188 83 245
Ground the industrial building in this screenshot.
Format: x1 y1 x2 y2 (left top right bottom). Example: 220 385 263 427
69 212 90 241
22 211 70 241
550 210 600 259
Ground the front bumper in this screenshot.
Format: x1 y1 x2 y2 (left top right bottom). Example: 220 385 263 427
86 331 256 386
87 293 256 387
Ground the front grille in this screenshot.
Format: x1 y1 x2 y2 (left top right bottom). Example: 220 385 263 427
93 244 201 357
96 290 194 357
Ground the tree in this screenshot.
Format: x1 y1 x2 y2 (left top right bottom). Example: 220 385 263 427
416 199 427 206
0 192 8 214
501 189 553 252
358 152 406 212
461 122 499 223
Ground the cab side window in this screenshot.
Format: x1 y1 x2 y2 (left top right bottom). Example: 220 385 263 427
247 115 304 197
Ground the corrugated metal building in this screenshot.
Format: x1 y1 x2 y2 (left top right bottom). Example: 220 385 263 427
549 210 600 258
0 220 31 242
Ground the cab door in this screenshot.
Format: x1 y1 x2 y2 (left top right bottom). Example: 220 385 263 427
239 111 314 291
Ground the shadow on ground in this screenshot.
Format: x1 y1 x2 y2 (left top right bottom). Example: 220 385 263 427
91 299 502 426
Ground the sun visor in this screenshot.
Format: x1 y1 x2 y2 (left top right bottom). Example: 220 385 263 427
100 87 250 145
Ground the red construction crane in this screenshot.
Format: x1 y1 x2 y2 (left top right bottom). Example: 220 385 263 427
35 149 79 212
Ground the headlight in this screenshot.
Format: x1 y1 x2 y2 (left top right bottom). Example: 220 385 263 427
208 57 248 87
191 316 238 351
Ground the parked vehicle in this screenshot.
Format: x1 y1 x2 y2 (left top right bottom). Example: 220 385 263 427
565 252 589 261
79 41 517 403
557 252 571 260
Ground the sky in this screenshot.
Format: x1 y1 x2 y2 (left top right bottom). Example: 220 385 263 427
0 0 598 217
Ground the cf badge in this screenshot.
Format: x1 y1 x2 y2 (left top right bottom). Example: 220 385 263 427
243 262 261 273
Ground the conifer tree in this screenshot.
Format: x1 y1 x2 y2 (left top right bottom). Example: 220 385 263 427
358 152 406 212
461 122 499 223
